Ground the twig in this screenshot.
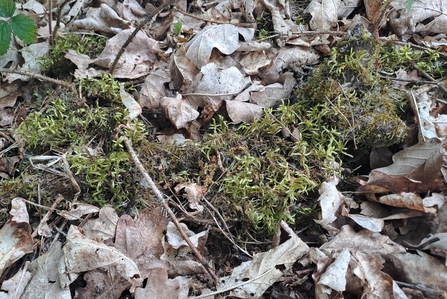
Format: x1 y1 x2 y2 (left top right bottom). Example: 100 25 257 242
61 153 81 202
120 133 219 283
411 62 447 96
109 1 172 75
31 194 64 239
395 280 442 297
0 68 78 96
52 0 72 43
202 196 252 258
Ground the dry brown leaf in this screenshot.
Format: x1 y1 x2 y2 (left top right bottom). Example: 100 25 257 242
314 177 344 233
120 83 142 121
0 264 32 299
304 0 340 31
390 250 447 292
320 225 406 263
174 183 204 212
317 248 350 292
216 221 309 299
225 100 263 123
119 0 146 22
161 95 200 129
172 45 200 90
20 242 70 299
353 251 399 298
113 208 170 278
61 226 142 290
161 222 208 261
57 203 100 221
389 0 447 36
74 268 131 299
139 67 171 109
262 0 296 40
185 24 254 69
82 207 119 242
412 86 447 140
249 72 296 108
392 69 420 90
0 198 33 277
358 141 446 194
94 29 160 79
134 268 190 299
5 42 49 83
72 4 130 35
235 51 271 75
186 63 251 108
375 192 429 212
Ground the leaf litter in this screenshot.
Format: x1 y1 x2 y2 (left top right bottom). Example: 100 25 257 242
0 0 447 298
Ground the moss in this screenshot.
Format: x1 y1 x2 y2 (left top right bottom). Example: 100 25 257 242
294 23 407 148
41 33 106 78
10 76 147 209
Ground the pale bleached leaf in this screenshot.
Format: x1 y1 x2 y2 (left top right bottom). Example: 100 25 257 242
217 221 309 299
185 24 254 69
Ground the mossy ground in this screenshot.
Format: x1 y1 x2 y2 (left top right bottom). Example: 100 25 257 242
1 29 446 234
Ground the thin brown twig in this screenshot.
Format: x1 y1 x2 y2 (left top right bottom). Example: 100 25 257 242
0 68 78 96
61 153 81 202
109 1 172 75
52 0 72 43
120 133 219 283
31 194 64 239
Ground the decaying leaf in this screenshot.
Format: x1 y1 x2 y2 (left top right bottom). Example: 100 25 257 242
185 24 254 69
217 221 309 298
0 198 33 277
113 208 170 278
161 94 200 129
304 0 341 31
225 100 263 124
161 222 208 261
21 242 71 299
315 177 344 233
358 141 446 194
174 183 204 212
61 226 142 289
186 63 251 108
120 83 142 121
139 66 171 109
0 263 32 299
82 206 119 242
388 0 447 36
72 3 130 35
57 203 100 220
134 268 190 299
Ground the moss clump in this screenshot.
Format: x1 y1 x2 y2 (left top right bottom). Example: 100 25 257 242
137 108 345 233
295 22 407 148
41 33 106 77
12 78 147 208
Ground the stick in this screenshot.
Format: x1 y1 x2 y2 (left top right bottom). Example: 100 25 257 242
109 1 172 74
120 134 219 283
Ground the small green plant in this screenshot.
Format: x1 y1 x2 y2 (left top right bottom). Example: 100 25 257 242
76 73 122 103
173 18 182 35
0 0 37 55
255 12 274 40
